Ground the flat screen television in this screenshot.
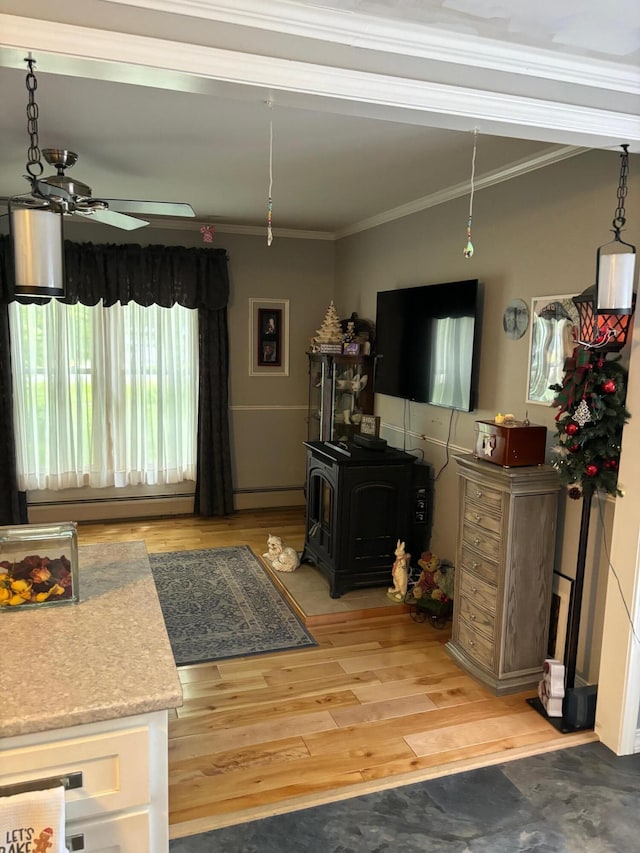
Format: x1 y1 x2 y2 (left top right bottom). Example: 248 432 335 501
375 279 482 411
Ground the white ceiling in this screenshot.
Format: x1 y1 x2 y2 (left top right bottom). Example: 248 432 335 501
0 0 638 237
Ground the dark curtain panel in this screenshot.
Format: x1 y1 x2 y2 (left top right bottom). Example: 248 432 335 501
195 307 234 516
0 236 234 522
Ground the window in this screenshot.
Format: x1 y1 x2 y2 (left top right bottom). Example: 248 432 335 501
9 300 199 492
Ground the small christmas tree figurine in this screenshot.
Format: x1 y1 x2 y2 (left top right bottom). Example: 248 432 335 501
551 347 631 498
313 301 343 346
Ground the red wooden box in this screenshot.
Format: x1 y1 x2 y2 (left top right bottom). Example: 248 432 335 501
473 420 547 468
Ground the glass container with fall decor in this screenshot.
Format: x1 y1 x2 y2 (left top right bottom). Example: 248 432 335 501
0 522 79 610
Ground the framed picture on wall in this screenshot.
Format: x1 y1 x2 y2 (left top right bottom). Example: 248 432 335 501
249 298 290 376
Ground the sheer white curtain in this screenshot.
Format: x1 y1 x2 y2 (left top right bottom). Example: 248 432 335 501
428 316 474 409
9 300 198 492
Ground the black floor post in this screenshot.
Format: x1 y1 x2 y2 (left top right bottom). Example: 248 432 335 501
564 484 595 690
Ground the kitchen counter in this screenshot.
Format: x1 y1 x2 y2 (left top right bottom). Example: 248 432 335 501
0 540 183 739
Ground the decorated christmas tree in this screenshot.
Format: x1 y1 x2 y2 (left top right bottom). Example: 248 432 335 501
551 347 630 498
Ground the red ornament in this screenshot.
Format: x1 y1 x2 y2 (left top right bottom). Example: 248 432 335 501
596 359 605 369
585 464 599 477
605 459 619 470
602 379 616 394
565 423 579 436
568 444 580 453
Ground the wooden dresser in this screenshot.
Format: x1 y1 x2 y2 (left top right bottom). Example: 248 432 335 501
446 454 560 695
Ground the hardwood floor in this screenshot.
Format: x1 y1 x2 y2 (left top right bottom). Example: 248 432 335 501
77 509 598 840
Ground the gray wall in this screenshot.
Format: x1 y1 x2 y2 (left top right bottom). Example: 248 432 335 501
334 148 639 683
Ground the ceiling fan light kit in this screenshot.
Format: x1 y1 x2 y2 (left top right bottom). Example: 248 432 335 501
9 201 65 298
10 56 195 298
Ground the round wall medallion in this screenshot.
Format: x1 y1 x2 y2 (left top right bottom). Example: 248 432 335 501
503 298 529 340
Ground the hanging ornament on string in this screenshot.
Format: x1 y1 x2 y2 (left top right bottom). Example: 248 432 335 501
266 98 274 246
200 225 216 244
463 129 478 259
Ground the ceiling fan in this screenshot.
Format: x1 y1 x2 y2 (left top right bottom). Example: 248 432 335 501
7 55 195 297
20 146 195 231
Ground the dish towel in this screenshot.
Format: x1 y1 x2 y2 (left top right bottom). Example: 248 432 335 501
0 784 69 853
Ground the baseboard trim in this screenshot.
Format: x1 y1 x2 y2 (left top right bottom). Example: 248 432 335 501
28 495 195 523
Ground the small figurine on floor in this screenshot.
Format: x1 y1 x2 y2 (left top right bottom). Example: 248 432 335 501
388 539 410 602
262 534 300 573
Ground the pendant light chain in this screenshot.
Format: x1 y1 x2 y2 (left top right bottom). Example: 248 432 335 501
24 55 43 179
463 129 478 258
613 144 629 233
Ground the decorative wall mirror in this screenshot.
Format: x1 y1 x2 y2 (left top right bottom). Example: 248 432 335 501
526 294 579 405
502 298 529 340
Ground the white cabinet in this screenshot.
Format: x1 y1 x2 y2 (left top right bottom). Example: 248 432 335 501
1 710 169 852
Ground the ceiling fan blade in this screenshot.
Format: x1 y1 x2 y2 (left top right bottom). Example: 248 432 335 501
103 199 195 218
75 209 149 231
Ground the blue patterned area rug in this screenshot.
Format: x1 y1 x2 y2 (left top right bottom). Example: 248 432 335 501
150 546 316 666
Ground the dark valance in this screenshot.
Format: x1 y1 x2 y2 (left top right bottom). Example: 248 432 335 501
0 234 234 523
0 235 229 310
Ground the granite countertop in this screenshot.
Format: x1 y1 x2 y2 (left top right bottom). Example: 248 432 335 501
0 541 183 739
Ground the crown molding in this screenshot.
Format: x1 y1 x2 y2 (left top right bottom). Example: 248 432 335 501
336 145 587 239
2 15 638 152
104 0 640 94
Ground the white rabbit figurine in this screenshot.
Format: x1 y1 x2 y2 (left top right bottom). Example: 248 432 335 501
388 539 410 602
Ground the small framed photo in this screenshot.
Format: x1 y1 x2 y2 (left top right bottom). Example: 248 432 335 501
258 308 282 366
249 299 290 376
343 342 360 355
360 415 380 437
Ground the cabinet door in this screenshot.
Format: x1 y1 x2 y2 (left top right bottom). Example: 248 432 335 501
305 467 336 563
343 466 412 574
307 354 375 443
307 357 332 441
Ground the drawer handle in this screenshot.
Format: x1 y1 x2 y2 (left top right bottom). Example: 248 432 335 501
66 834 85 852
470 613 476 621
472 561 479 570
470 586 478 593
474 513 482 522
0 771 83 799
475 489 483 498
468 639 475 647
473 537 481 546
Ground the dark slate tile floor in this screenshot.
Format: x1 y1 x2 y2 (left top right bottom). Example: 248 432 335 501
169 742 640 852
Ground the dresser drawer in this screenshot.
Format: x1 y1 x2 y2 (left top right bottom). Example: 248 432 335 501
458 618 495 671
463 502 502 536
66 809 150 853
1 727 150 822
459 595 495 638
464 480 503 513
459 569 497 614
462 522 501 561
460 546 499 585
